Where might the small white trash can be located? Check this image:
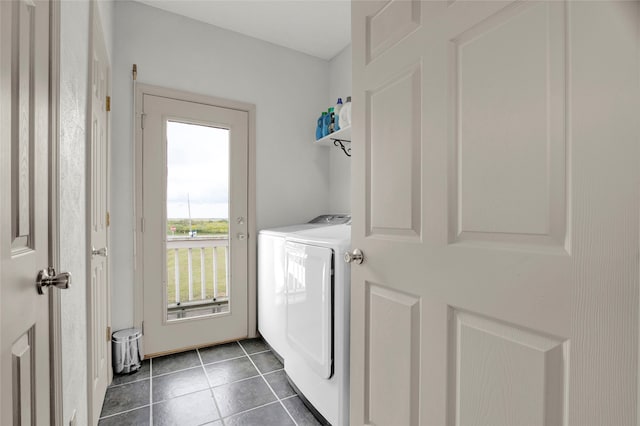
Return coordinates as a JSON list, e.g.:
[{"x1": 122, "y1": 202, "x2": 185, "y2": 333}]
[{"x1": 112, "y1": 328, "x2": 142, "y2": 374}]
